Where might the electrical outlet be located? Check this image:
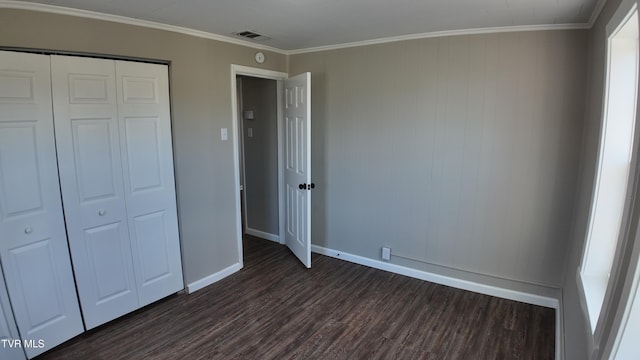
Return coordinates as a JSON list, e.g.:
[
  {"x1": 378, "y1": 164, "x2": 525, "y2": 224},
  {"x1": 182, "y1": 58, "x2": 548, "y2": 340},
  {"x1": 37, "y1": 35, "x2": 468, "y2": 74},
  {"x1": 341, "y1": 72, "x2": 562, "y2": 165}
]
[{"x1": 382, "y1": 247, "x2": 391, "y2": 261}]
